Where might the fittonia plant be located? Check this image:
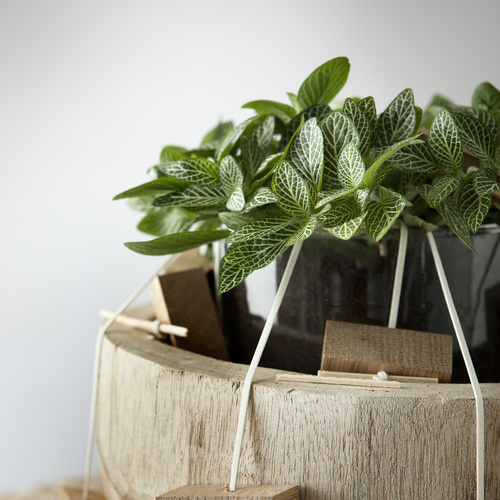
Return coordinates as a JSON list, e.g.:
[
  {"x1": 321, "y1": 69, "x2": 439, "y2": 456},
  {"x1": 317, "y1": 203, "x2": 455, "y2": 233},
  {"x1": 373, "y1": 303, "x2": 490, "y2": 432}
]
[{"x1": 115, "y1": 57, "x2": 500, "y2": 293}]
